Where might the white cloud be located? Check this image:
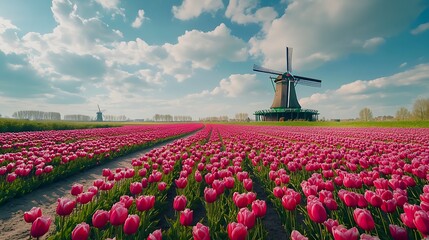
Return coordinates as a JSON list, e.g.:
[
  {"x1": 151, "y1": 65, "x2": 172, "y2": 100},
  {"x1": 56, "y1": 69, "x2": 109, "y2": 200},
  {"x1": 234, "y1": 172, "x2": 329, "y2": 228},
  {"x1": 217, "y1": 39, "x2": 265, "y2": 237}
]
[
  {"x1": 7, "y1": 63, "x2": 24, "y2": 70},
  {"x1": 104, "y1": 23, "x2": 247, "y2": 82},
  {"x1": 399, "y1": 62, "x2": 407, "y2": 68},
  {"x1": 225, "y1": 0, "x2": 278, "y2": 25},
  {"x1": 211, "y1": 74, "x2": 258, "y2": 97},
  {"x1": 132, "y1": 9, "x2": 146, "y2": 28},
  {"x1": 250, "y1": 0, "x2": 423, "y2": 71},
  {"x1": 300, "y1": 63, "x2": 429, "y2": 119},
  {"x1": 362, "y1": 37, "x2": 385, "y2": 49},
  {"x1": 0, "y1": 17, "x2": 19, "y2": 34},
  {"x1": 94, "y1": 0, "x2": 124, "y2": 17},
  {"x1": 165, "y1": 23, "x2": 248, "y2": 71},
  {"x1": 411, "y1": 22, "x2": 429, "y2": 35},
  {"x1": 172, "y1": 0, "x2": 224, "y2": 20}
]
